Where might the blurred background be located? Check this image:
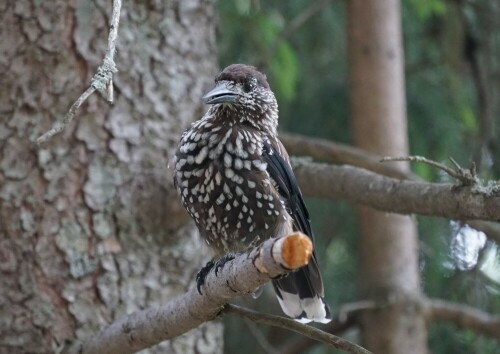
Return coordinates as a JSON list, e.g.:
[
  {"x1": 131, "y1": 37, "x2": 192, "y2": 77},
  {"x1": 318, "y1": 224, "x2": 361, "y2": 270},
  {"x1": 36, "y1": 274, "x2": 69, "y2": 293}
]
[{"x1": 216, "y1": 1, "x2": 500, "y2": 353}]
